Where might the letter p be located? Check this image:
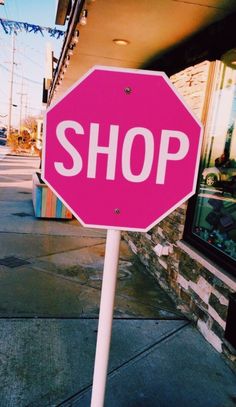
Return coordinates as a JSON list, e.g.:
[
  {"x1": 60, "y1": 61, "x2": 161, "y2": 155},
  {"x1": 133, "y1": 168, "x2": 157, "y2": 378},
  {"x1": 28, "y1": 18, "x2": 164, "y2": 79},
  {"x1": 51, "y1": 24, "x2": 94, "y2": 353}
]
[{"x1": 156, "y1": 130, "x2": 189, "y2": 184}]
